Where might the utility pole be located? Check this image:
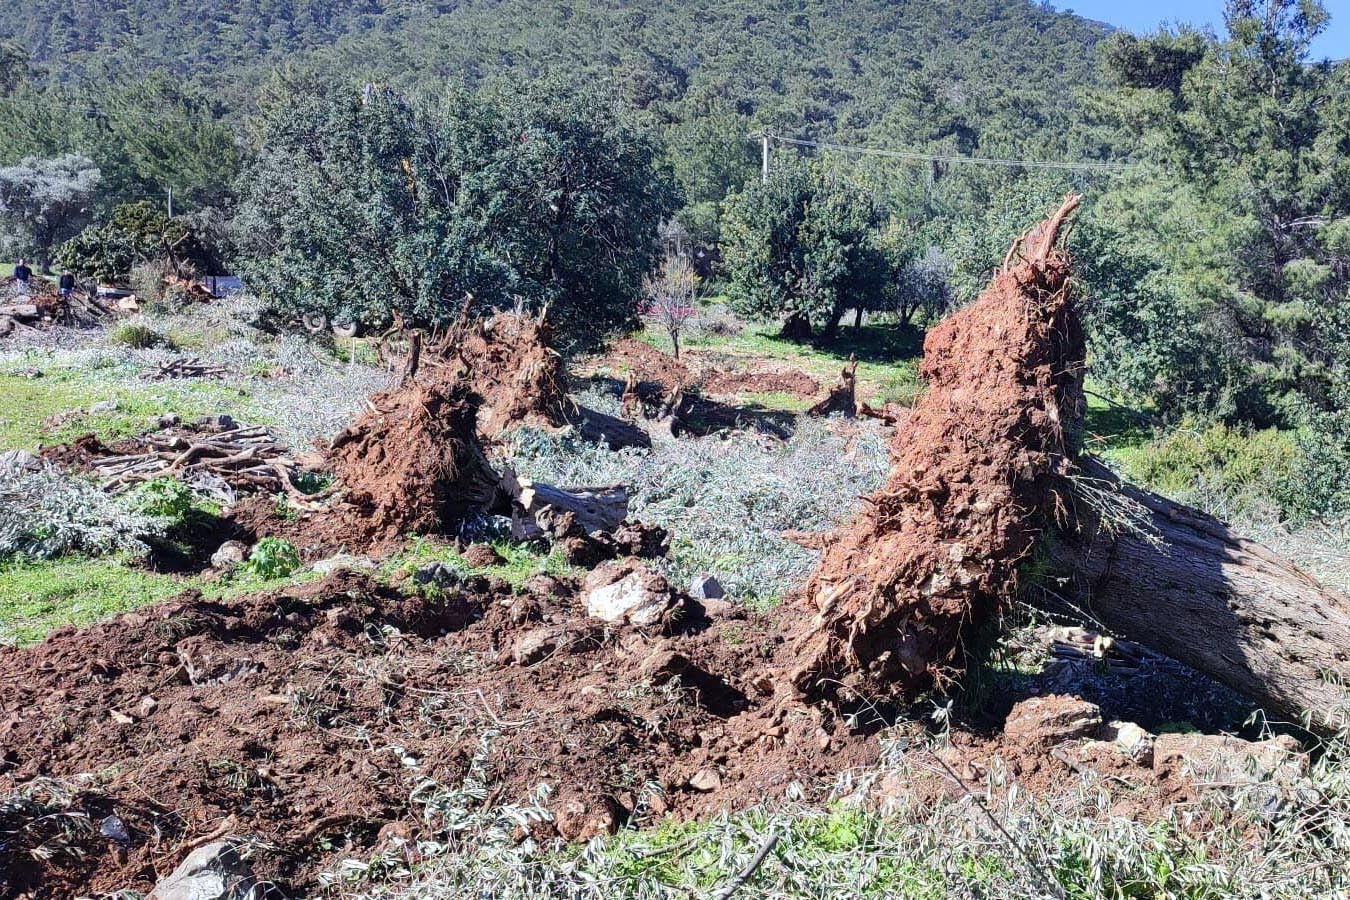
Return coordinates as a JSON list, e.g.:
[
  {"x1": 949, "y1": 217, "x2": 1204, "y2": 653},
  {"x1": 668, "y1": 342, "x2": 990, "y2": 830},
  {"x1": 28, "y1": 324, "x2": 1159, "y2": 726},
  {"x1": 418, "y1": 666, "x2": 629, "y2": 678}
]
[
  {"x1": 760, "y1": 132, "x2": 770, "y2": 184},
  {"x1": 167, "y1": 187, "x2": 173, "y2": 218}
]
